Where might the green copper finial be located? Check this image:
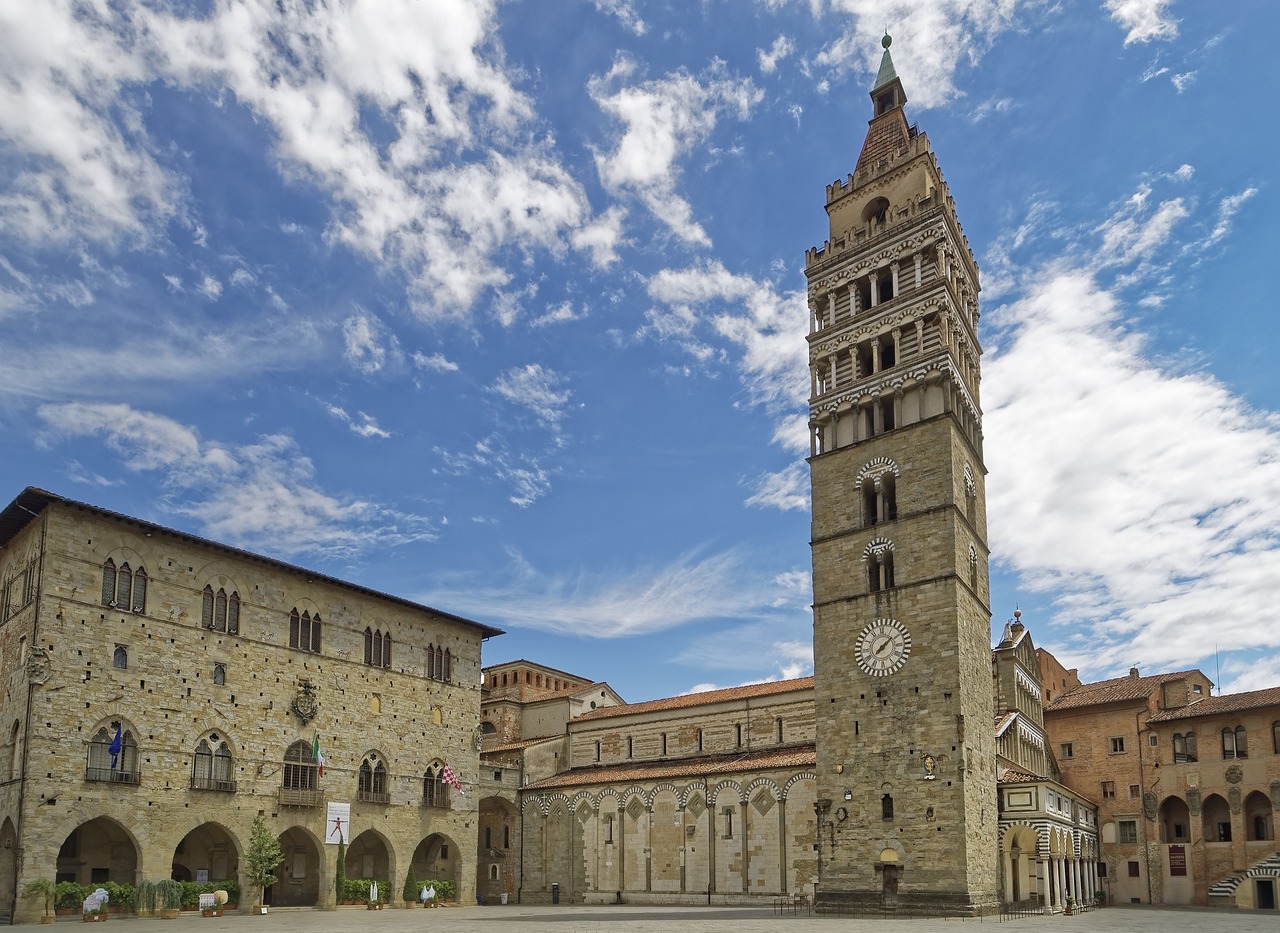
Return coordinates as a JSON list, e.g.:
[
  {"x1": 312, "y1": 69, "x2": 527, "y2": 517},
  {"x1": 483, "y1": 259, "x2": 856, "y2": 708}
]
[{"x1": 882, "y1": 32, "x2": 892, "y2": 50}]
